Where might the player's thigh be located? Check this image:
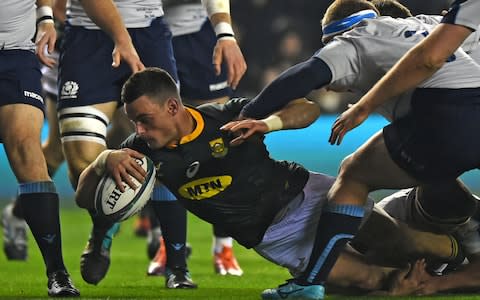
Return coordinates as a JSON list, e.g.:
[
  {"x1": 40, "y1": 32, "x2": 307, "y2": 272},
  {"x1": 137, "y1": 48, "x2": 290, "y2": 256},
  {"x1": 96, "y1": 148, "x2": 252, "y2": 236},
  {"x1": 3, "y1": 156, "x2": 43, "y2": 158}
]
[{"x1": 340, "y1": 130, "x2": 419, "y2": 190}]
